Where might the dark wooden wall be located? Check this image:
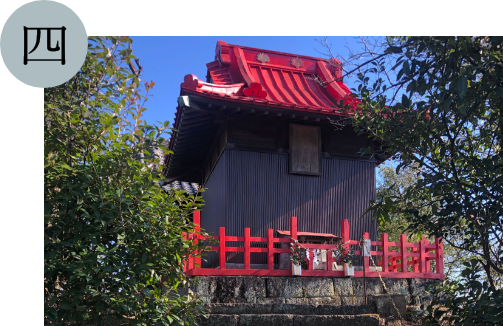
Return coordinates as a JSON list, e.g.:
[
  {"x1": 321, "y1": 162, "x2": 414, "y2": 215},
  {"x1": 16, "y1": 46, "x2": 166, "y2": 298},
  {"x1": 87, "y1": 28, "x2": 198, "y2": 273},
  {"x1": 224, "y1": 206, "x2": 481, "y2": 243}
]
[{"x1": 201, "y1": 149, "x2": 377, "y2": 267}]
